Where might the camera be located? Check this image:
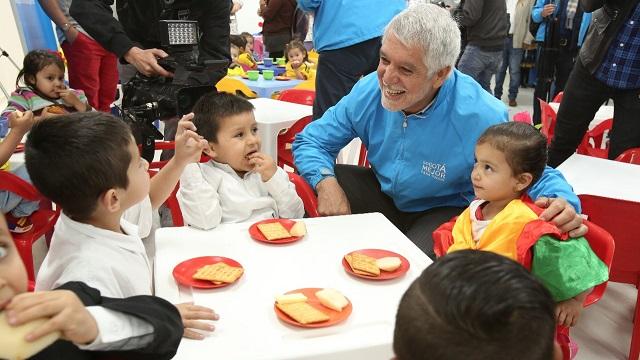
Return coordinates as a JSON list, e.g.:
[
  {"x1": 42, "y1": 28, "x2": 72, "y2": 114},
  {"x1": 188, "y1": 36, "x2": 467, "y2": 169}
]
[{"x1": 121, "y1": 0, "x2": 228, "y2": 161}]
